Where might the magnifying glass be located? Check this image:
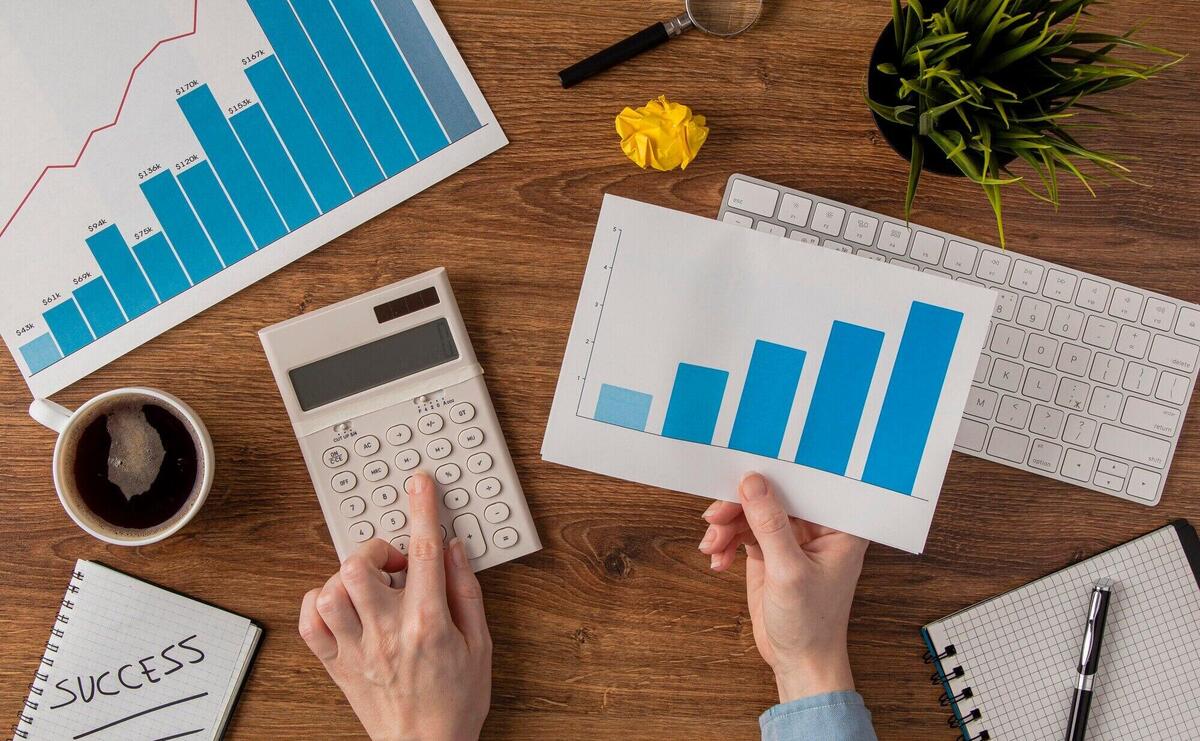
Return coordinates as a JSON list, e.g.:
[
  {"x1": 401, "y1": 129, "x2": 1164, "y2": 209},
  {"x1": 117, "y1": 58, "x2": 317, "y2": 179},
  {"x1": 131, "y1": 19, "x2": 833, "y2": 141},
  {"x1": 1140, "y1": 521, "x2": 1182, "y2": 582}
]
[{"x1": 559, "y1": 0, "x2": 763, "y2": 88}]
